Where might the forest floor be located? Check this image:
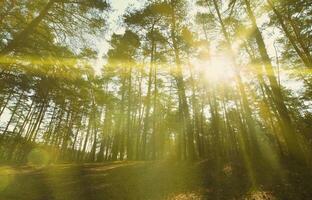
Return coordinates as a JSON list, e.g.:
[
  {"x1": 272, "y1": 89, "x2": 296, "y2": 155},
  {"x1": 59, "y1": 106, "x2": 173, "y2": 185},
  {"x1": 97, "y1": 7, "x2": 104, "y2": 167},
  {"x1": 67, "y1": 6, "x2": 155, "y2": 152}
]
[{"x1": 0, "y1": 160, "x2": 311, "y2": 200}]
